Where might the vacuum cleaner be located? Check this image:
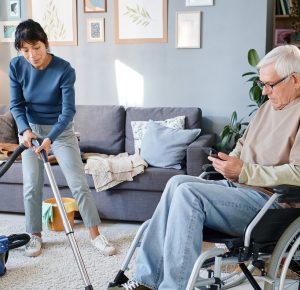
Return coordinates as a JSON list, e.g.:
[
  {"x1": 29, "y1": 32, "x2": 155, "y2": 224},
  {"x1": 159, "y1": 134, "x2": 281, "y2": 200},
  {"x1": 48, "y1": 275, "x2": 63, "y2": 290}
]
[
  {"x1": 0, "y1": 139, "x2": 94, "y2": 289},
  {"x1": 0, "y1": 233, "x2": 30, "y2": 276}
]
